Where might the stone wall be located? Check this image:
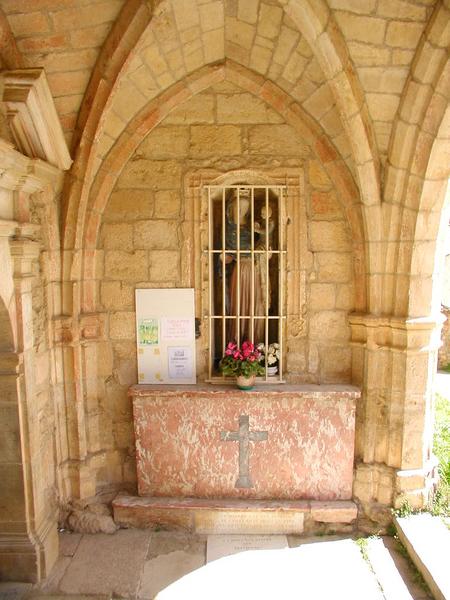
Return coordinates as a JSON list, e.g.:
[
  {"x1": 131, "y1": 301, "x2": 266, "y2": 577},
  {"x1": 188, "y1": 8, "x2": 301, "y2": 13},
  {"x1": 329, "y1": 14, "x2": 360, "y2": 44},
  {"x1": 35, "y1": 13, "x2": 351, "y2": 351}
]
[{"x1": 92, "y1": 82, "x2": 356, "y2": 492}]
